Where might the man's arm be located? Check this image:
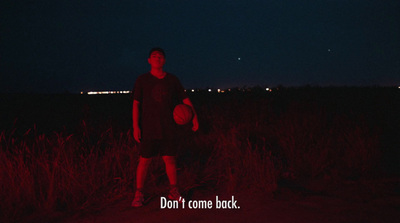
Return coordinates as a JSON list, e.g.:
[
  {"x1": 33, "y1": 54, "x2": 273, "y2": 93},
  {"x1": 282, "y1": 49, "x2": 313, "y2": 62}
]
[
  {"x1": 183, "y1": 98, "x2": 199, "y2": 132},
  {"x1": 133, "y1": 99, "x2": 141, "y2": 142}
]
